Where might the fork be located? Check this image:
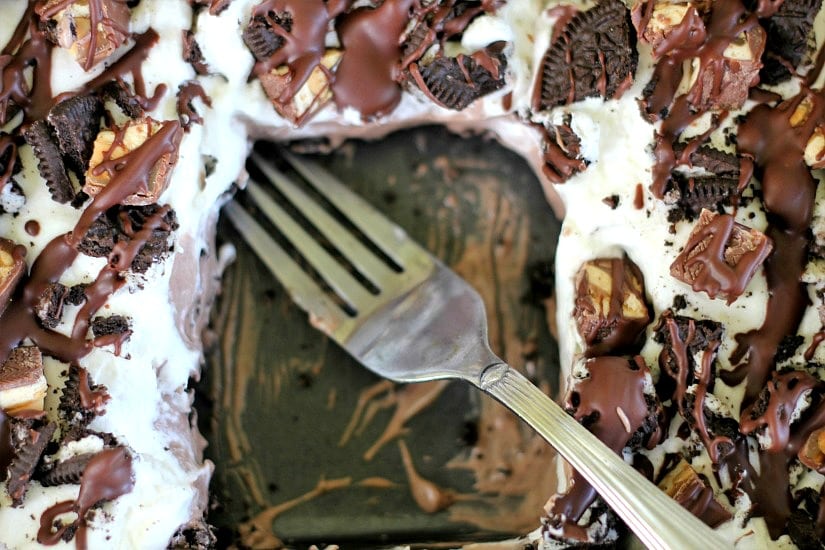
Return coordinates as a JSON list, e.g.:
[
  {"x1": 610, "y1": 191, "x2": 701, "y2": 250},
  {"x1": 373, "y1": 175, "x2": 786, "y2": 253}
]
[{"x1": 224, "y1": 150, "x2": 730, "y2": 549}]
